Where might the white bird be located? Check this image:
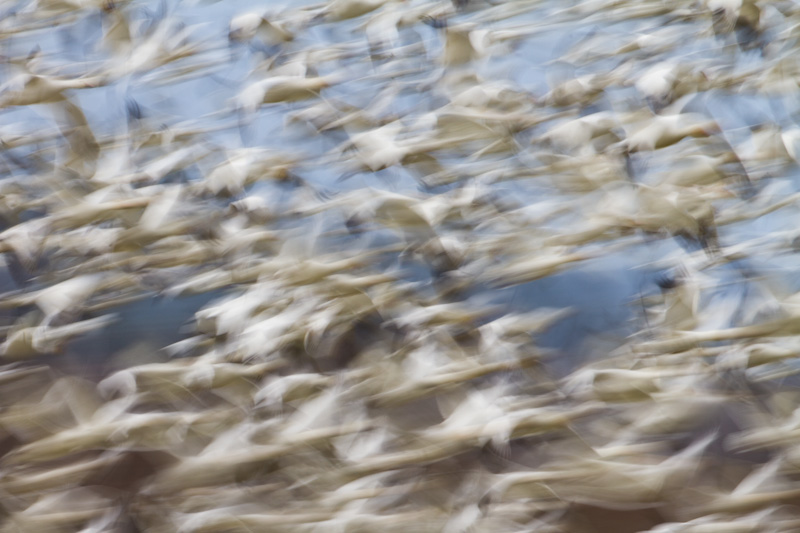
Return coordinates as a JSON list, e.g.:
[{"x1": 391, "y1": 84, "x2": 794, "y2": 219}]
[
  {"x1": 236, "y1": 75, "x2": 333, "y2": 116},
  {"x1": 0, "y1": 72, "x2": 104, "y2": 108},
  {"x1": 229, "y1": 10, "x2": 295, "y2": 46},
  {"x1": 0, "y1": 314, "x2": 116, "y2": 360},
  {"x1": 621, "y1": 113, "x2": 720, "y2": 153}
]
